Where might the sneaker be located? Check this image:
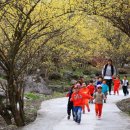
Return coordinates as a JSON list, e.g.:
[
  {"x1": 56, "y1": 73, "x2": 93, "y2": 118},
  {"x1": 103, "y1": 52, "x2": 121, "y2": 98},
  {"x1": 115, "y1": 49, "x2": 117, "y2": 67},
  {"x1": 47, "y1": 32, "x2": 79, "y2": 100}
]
[
  {"x1": 98, "y1": 116, "x2": 101, "y2": 120},
  {"x1": 77, "y1": 120, "x2": 80, "y2": 124},
  {"x1": 88, "y1": 109, "x2": 90, "y2": 112},
  {"x1": 67, "y1": 115, "x2": 70, "y2": 120}
]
